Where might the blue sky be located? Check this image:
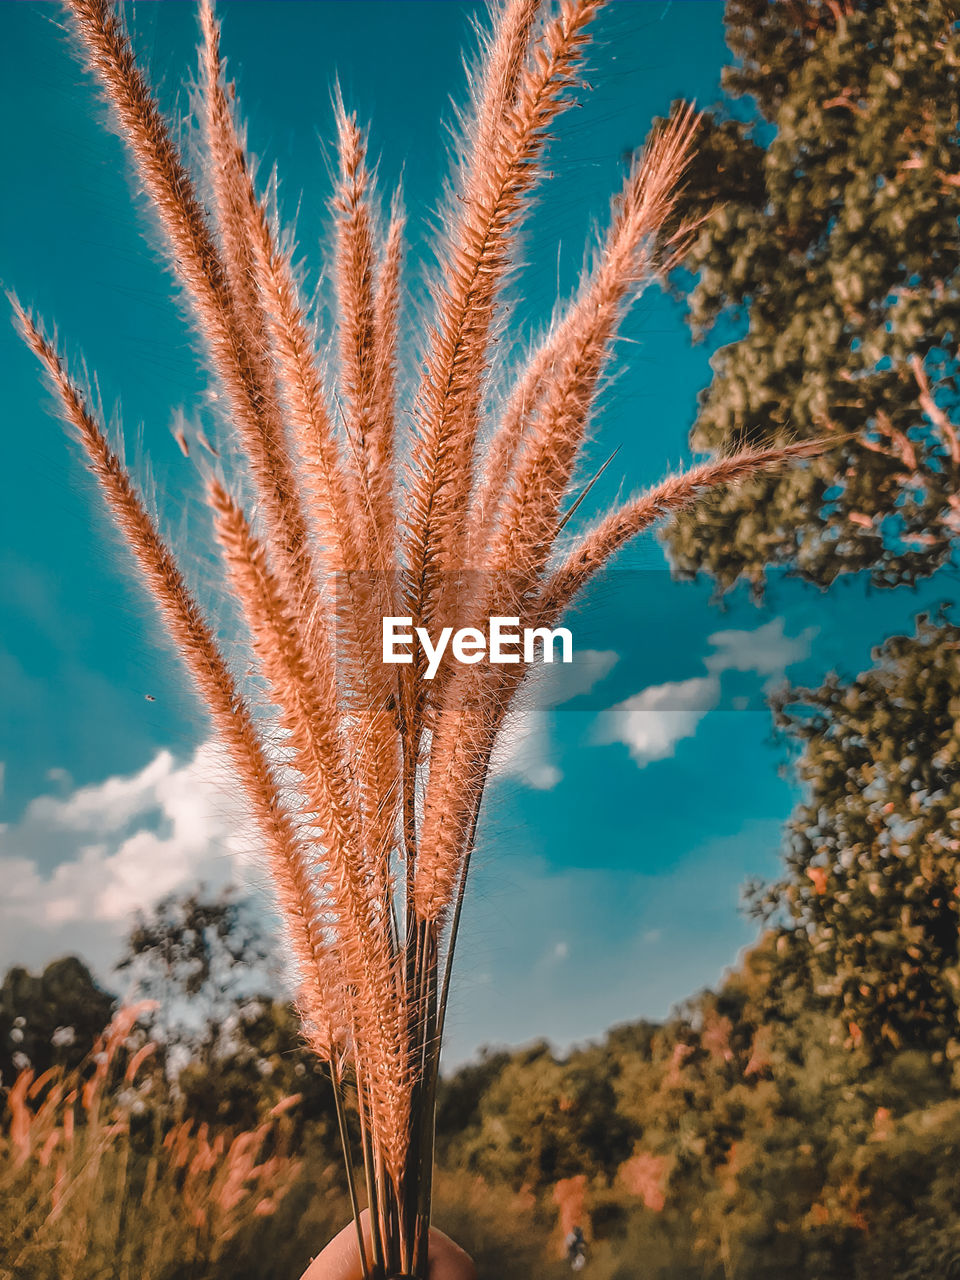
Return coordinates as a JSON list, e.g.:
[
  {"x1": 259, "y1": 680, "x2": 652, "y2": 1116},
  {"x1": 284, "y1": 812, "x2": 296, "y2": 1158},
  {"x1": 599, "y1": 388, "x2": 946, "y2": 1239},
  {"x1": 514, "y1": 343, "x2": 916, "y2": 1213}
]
[{"x1": 1, "y1": 1, "x2": 954, "y2": 1066}]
